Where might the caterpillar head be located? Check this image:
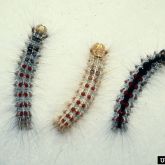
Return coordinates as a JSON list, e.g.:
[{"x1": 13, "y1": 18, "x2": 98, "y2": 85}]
[
  {"x1": 90, "y1": 43, "x2": 108, "y2": 58},
  {"x1": 32, "y1": 24, "x2": 48, "y2": 39},
  {"x1": 160, "y1": 49, "x2": 165, "y2": 56},
  {"x1": 160, "y1": 49, "x2": 165, "y2": 62},
  {"x1": 36, "y1": 24, "x2": 47, "y2": 34}
]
